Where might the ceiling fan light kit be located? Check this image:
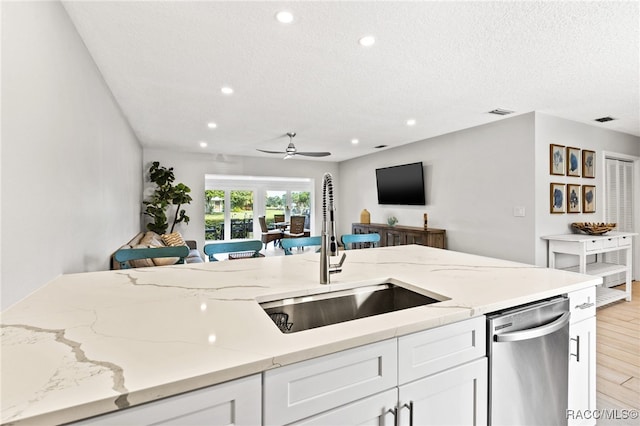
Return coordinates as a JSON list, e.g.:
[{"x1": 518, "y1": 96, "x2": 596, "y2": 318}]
[{"x1": 257, "y1": 132, "x2": 331, "y2": 159}]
